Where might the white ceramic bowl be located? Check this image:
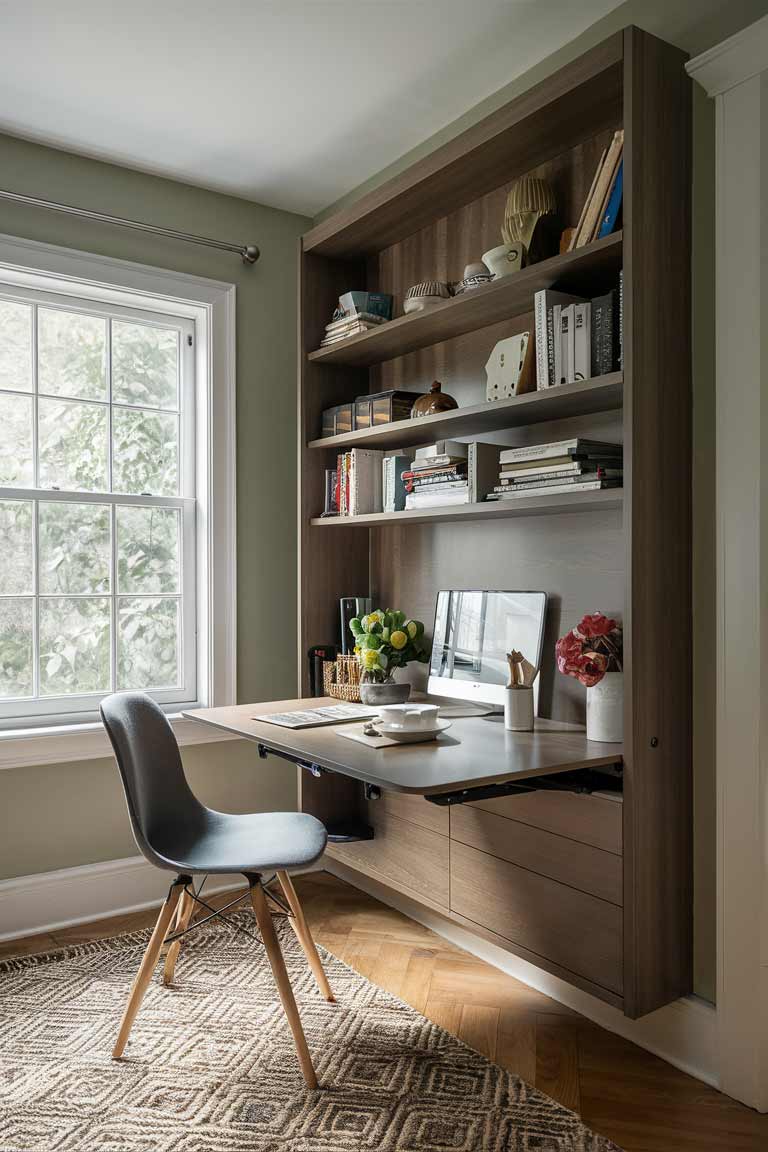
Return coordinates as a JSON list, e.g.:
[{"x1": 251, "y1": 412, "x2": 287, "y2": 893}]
[{"x1": 377, "y1": 703, "x2": 439, "y2": 731}]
